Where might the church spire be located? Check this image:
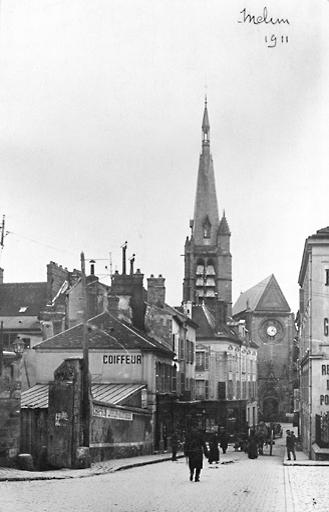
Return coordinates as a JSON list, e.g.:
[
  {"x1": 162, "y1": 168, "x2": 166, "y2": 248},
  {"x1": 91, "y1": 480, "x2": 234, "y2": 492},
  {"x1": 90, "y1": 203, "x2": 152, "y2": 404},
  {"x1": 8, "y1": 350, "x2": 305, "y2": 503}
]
[
  {"x1": 202, "y1": 95, "x2": 210, "y2": 144},
  {"x1": 192, "y1": 99, "x2": 219, "y2": 245}
]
